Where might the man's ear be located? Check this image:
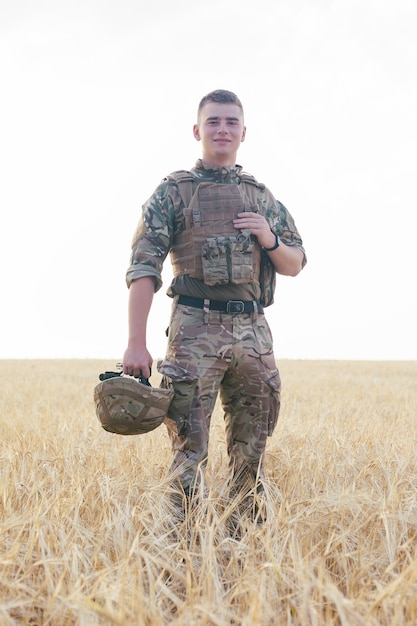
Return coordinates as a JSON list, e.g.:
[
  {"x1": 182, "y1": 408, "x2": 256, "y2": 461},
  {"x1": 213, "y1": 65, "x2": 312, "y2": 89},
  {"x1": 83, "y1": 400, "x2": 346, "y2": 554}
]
[
  {"x1": 193, "y1": 124, "x2": 201, "y2": 141},
  {"x1": 241, "y1": 126, "x2": 247, "y2": 142}
]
